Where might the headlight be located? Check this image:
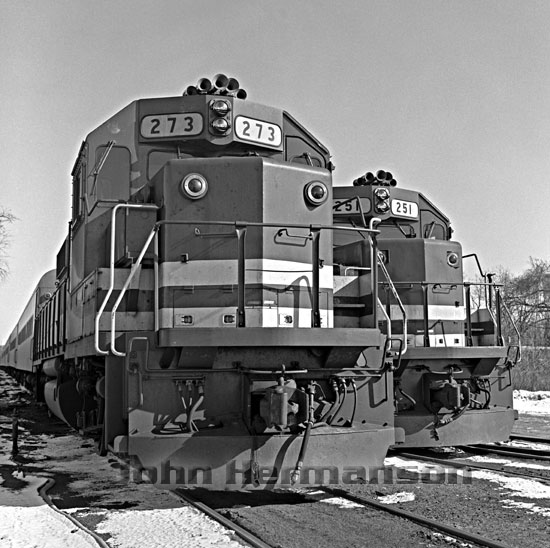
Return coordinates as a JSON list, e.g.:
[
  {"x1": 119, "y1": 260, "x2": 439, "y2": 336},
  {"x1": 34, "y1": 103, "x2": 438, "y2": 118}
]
[
  {"x1": 374, "y1": 187, "x2": 390, "y2": 213},
  {"x1": 210, "y1": 99, "x2": 231, "y2": 116},
  {"x1": 181, "y1": 173, "x2": 208, "y2": 200},
  {"x1": 211, "y1": 118, "x2": 231, "y2": 134},
  {"x1": 447, "y1": 252, "x2": 460, "y2": 268},
  {"x1": 304, "y1": 181, "x2": 329, "y2": 206}
]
